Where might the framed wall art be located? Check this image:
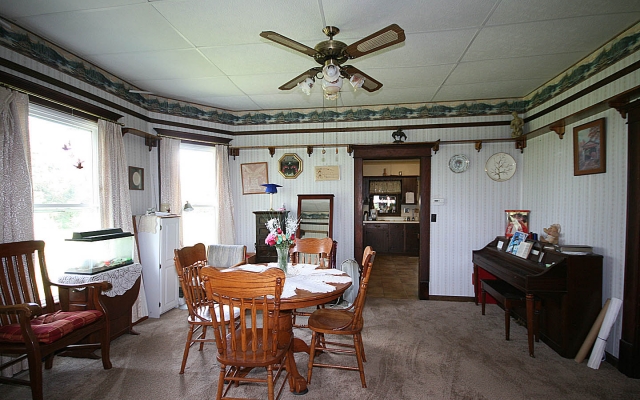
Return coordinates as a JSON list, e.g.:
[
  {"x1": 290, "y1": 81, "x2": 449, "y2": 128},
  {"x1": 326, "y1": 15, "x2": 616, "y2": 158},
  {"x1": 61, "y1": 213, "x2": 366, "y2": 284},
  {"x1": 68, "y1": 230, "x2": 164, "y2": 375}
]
[
  {"x1": 573, "y1": 118, "x2": 606, "y2": 176},
  {"x1": 129, "y1": 166, "x2": 144, "y2": 190},
  {"x1": 279, "y1": 153, "x2": 302, "y2": 179},
  {"x1": 241, "y1": 162, "x2": 269, "y2": 194}
]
